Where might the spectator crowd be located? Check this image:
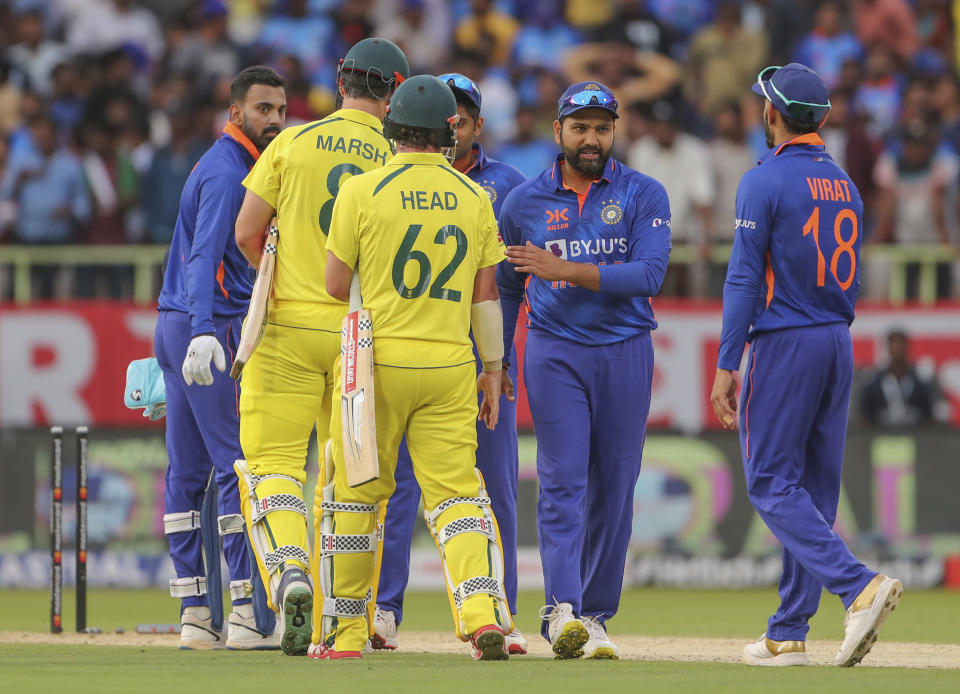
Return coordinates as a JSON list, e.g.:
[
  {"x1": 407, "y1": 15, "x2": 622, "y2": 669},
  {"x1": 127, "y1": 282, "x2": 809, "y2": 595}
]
[{"x1": 1, "y1": 0, "x2": 959, "y2": 301}]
